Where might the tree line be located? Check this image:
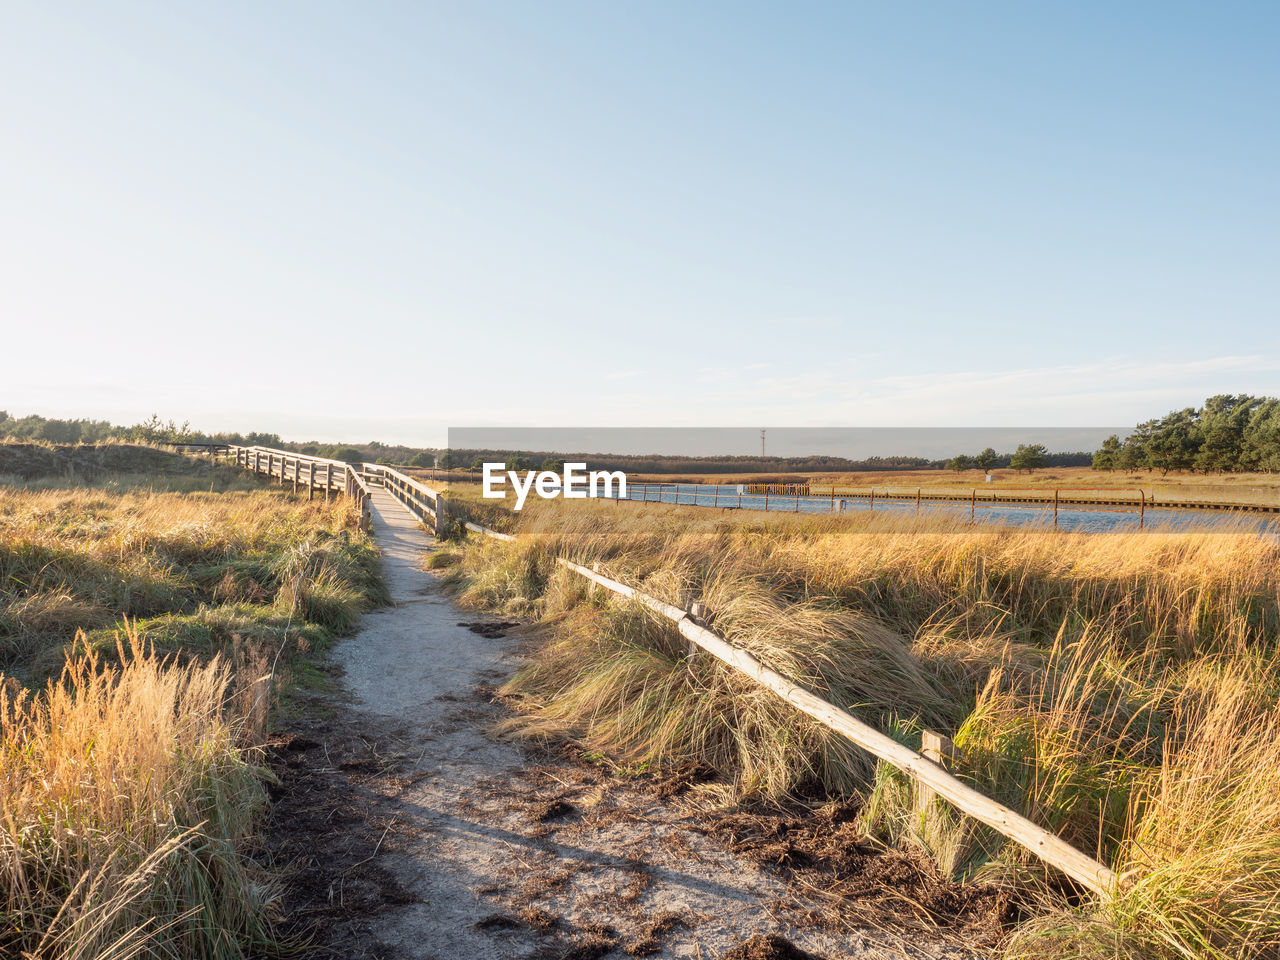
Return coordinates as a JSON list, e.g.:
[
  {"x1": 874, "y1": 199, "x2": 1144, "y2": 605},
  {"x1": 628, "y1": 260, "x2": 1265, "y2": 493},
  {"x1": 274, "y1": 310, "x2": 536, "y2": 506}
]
[
  {"x1": 945, "y1": 446, "x2": 1093, "y2": 473},
  {"x1": 434, "y1": 450, "x2": 945, "y2": 473},
  {"x1": 0, "y1": 411, "x2": 437, "y2": 466},
  {"x1": 22, "y1": 400, "x2": 1280, "y2": 478},
  {"x1": 1092, "y1": 395, "x2": 1280, "y2": 474}
]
